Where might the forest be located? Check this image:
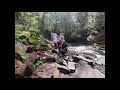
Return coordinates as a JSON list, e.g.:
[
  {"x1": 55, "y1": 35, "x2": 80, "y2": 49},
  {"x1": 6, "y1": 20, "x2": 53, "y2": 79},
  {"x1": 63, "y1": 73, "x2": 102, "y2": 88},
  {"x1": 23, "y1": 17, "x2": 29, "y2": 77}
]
[{"x1": 15, "y1": 12, "x2": 105, "y2": 78}]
